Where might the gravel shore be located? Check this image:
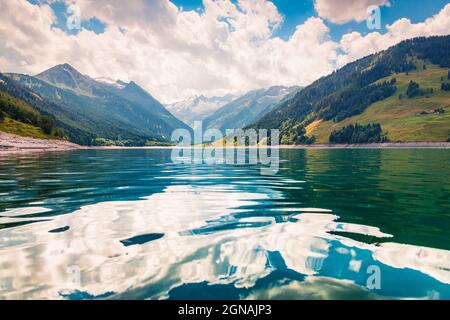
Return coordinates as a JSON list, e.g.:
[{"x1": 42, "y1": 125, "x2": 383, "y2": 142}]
[{"x1": 0, "y1": 132, "x2": 84, "y2": 155}]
